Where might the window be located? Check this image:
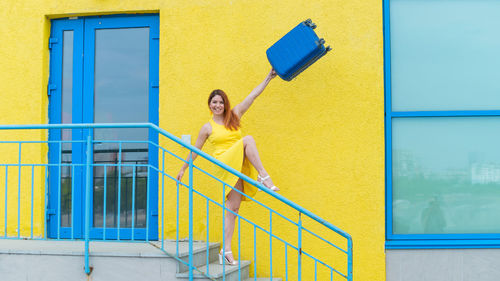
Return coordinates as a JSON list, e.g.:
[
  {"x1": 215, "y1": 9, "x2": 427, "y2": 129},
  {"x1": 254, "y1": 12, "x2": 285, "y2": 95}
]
[{"x1": 385, "y1": 0, "x2": 500, "y2": 248}]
